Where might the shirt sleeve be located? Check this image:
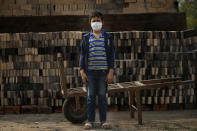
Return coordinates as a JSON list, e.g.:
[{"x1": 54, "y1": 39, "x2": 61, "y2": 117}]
[
  {"x1": 108, "y1": 34, "x2": 115, "y2": 70},
  {"x1": 79, "y1": 36, "x2": 86, "y2": 70}
]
